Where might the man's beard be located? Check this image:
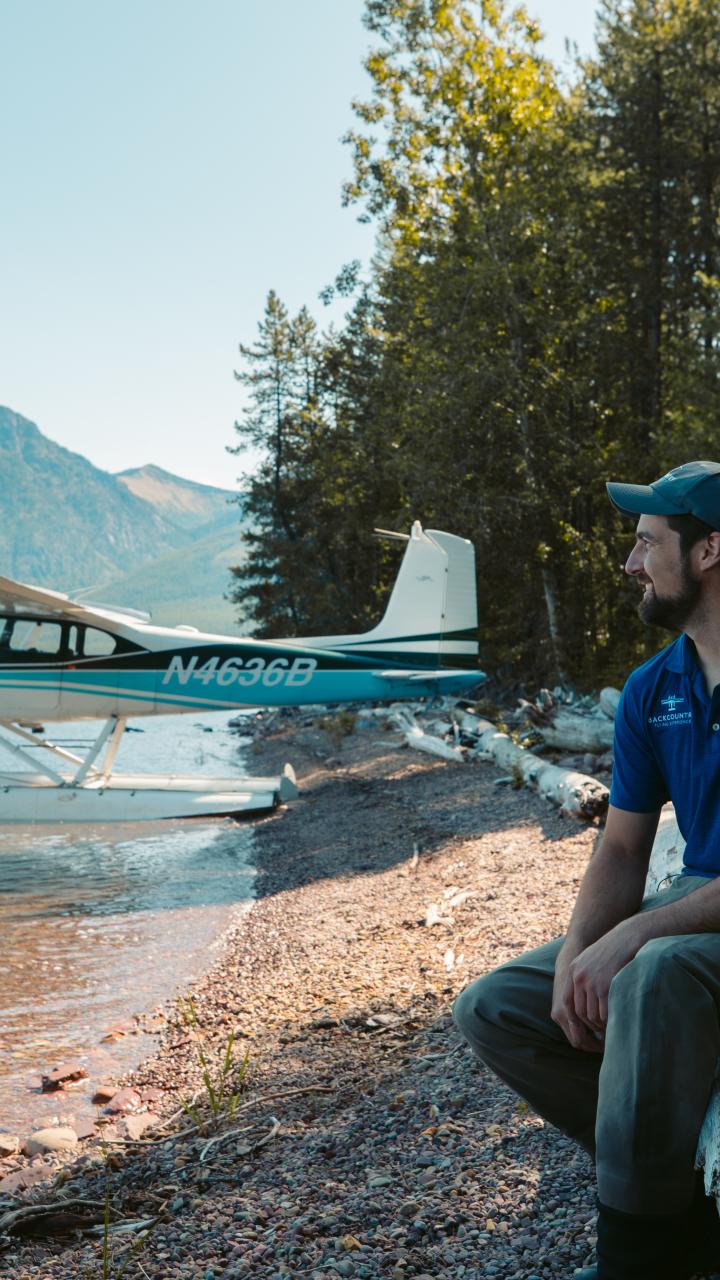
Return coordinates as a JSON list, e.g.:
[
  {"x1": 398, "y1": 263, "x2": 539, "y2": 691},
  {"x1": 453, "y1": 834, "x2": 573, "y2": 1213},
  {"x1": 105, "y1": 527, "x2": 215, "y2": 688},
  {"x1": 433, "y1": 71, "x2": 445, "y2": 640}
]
[{"x1": 638, "y1": 562, "x2": 702, "y2": 631}]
